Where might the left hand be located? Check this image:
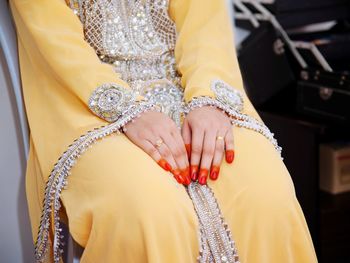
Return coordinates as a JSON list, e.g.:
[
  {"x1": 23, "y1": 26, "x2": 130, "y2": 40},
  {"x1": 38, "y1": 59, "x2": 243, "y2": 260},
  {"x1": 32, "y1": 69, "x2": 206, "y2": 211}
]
[{"x1": 182, "y1": 106, "x2": 235, "y2": 185}]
